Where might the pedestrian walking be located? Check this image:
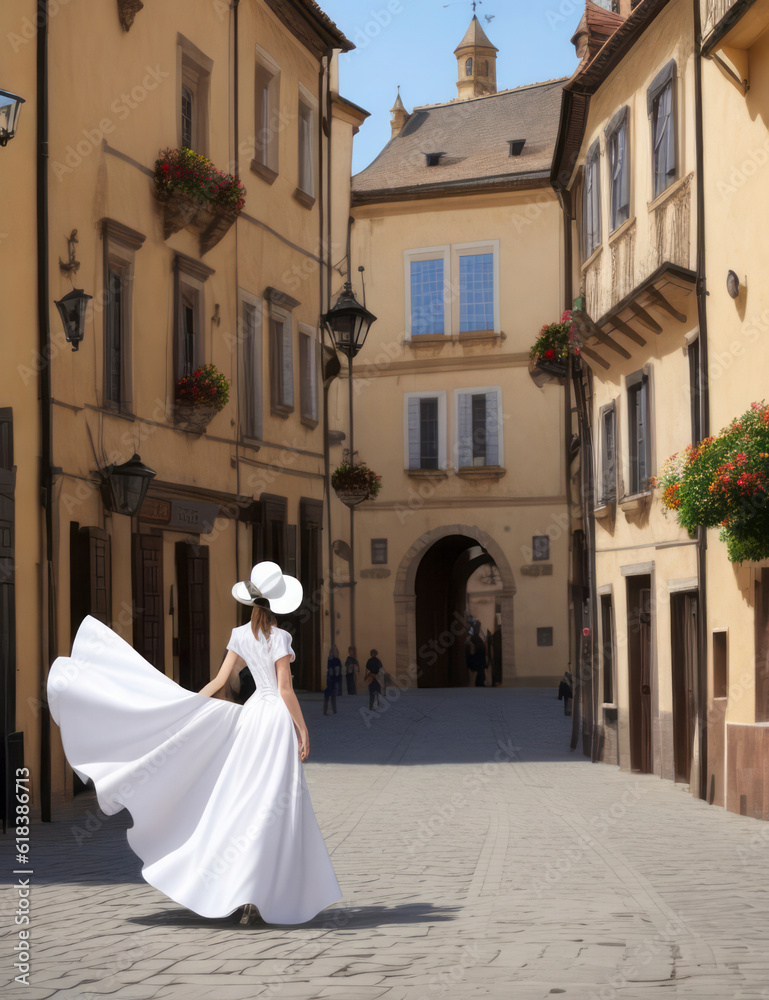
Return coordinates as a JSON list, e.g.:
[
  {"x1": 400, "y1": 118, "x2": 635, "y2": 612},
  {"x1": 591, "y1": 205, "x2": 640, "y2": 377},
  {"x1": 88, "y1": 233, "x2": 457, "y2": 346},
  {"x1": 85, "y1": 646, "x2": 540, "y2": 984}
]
[
  {"x1": 344, "y1": 646, "x2": 359, "y2": 695},
  {"x1": 364, "y1": 649, "x2": 383, "y2": 711},
  {"x1": 558, "y1": 670, "x2": 573, "y2": 716},
  {"x1": 47, "y1": 561, "x2": 341, "y2": 925},
  {"x1": 324, "y1": 645, "x2": 342, "y2": 715}
]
